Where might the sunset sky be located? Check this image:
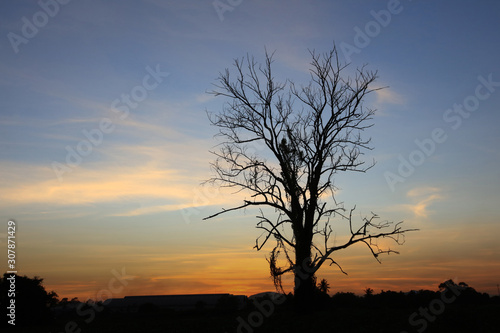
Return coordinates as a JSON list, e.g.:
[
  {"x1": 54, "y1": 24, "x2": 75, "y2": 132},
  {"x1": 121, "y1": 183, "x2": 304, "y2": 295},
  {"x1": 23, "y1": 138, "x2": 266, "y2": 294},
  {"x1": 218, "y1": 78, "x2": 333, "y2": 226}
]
[{"x1": 1, "y1": 0, "x2": 500, "y2": 301}]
